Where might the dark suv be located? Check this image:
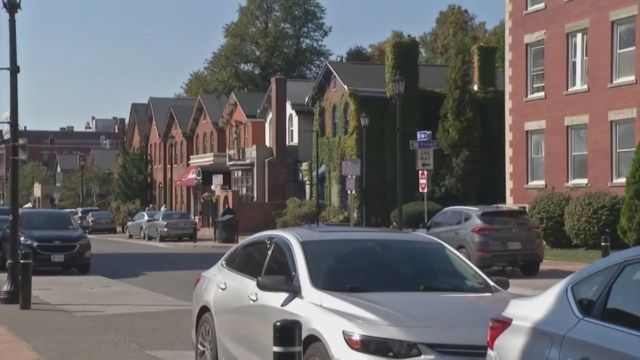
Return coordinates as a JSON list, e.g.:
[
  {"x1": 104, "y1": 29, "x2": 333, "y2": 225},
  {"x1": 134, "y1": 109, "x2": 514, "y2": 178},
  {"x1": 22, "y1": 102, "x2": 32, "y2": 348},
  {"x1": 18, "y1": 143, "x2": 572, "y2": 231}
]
[{"x1": 419, "y1": 205, "x2": 544, "y2": 276}]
